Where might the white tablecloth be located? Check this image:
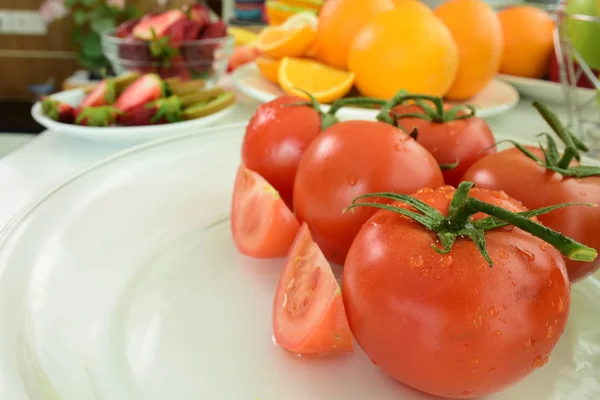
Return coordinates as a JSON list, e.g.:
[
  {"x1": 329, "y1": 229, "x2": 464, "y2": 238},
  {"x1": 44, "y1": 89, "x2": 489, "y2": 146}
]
[{"x1": 0, "y1": 96, "x2": 569, "y2": 232}]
